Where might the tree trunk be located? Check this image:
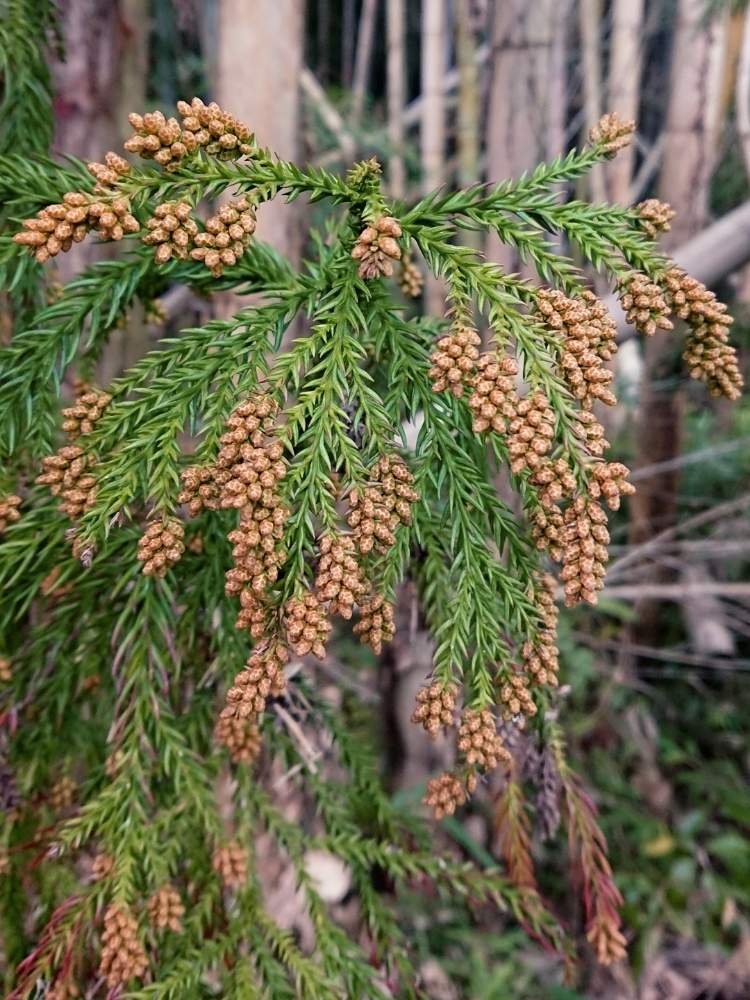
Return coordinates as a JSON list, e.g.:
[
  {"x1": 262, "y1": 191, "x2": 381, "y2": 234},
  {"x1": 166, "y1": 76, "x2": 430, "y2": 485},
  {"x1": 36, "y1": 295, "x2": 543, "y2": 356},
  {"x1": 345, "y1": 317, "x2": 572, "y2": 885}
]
[
  {"x1": 606, "y1": 0, "x2": 645, "y2": 204},
  {"x1": 386, "y1": 0, "x2": 407, "y2": 199},
  {"x1": 215, "y1": 0, "x2": 303, "y2": 260},
  {"x1": 485, "y1": 0, "x2": 570, "y2": 273},
  {"x1": 421, "y1": 0, "x2": 447, "y2": 313},
  {"x1": 578, "y1": 0, "x2": 606, "y2": 202},
  {"x1": 629, "y1": 0, "x2": 729, "y2": 641},
  {"x1": 455, "y1": 0, "x2": 479, "y2": 189},
  {"x1": 351, "y1": 0, "x2": 379, "y2": 126}
]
